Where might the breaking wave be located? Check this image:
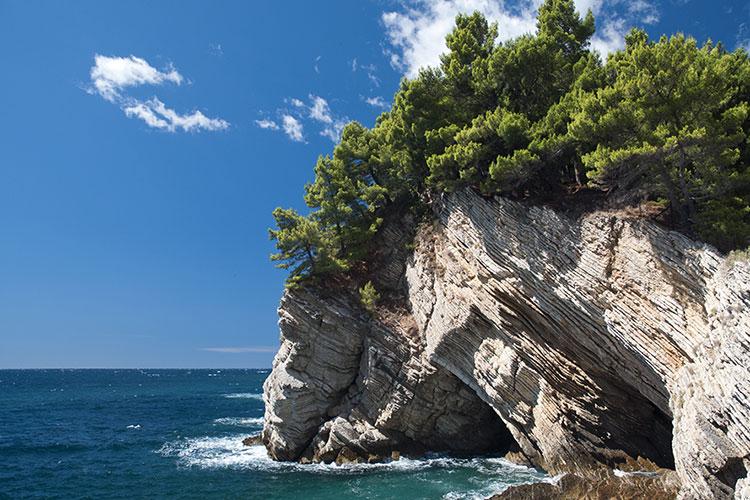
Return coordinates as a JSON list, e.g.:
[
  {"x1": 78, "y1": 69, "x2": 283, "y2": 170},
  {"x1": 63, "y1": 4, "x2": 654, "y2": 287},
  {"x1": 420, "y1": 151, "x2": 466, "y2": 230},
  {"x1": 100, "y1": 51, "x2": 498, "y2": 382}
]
[
  {"x1": 222, "y1": 393, "x2": 263, "y2": 400},
  {"x1": 157, "y1": 434, "x2": 551, "y2": 482},
  {"x1": 213, "y1": 417, "x2": 264, "y2": 427}
]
